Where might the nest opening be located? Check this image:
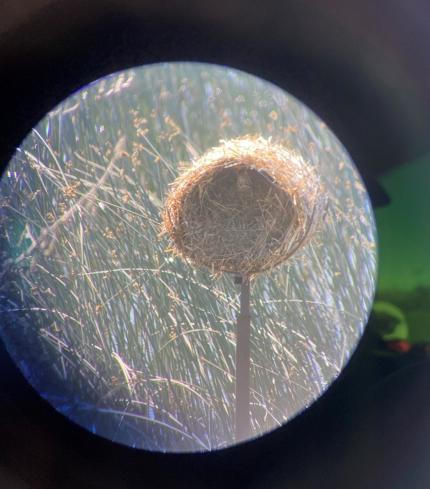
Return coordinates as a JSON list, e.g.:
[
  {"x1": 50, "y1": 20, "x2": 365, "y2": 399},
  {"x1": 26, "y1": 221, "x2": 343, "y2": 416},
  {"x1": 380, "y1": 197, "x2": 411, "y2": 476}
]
[
  {"x1": 180, "y1": 166, "x2": 296, "y2": 273},
  {"x1": 162, "y1": 137, "x2": 325, "y2": 275}
]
